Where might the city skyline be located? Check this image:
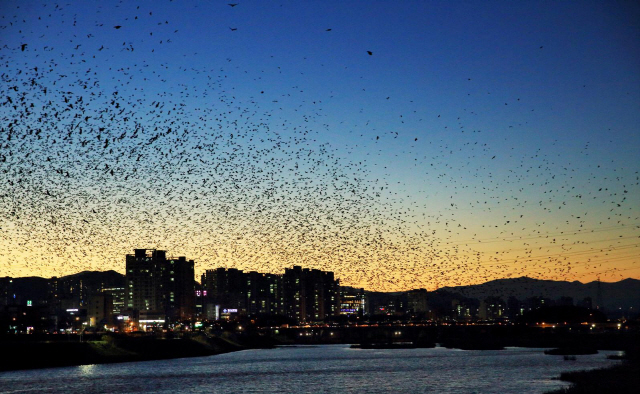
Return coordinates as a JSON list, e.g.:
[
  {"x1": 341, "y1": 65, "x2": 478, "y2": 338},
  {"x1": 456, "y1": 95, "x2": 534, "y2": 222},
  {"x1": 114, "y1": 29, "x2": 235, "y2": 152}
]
[
  {"x1": 4, "y1": 259, "x2": 638, "y2": 327},
  {"x1": 5, "y1": 253, "x2": 640, "y2": 288},
  {"x1": 1, "y1": 1, "x2": 639, "y2": 291},
  {"x1": 6, "y1": 250, "x2": 639, "y2": 299}
]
